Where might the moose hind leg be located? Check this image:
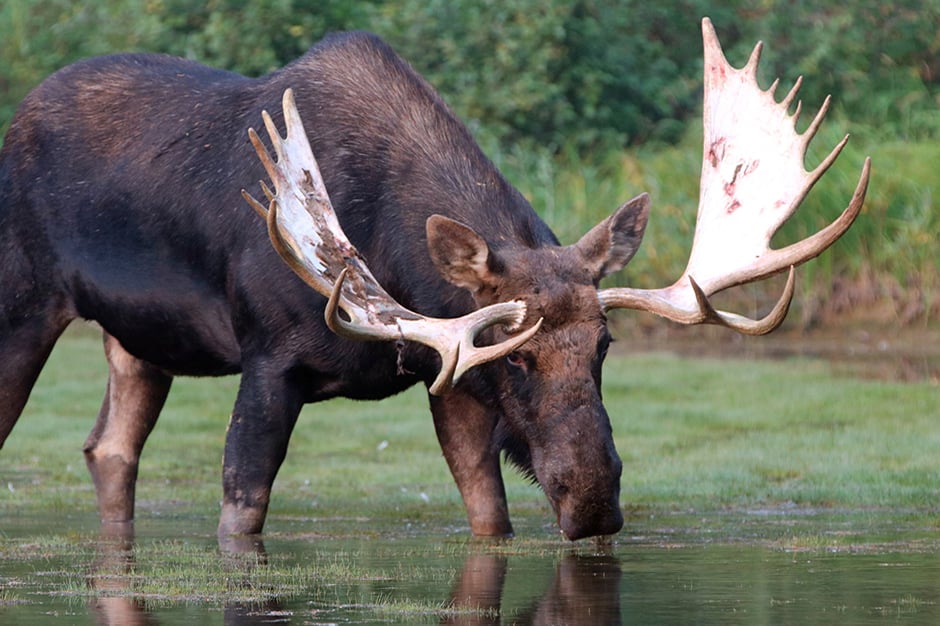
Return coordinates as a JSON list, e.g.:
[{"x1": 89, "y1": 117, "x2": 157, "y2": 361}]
[
  {"x1": 0, "y1": 315, "x2": 72, "y2": 446},
  {"x1": 83, "y1": 333, "x2": 171, "y2": 523}
]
